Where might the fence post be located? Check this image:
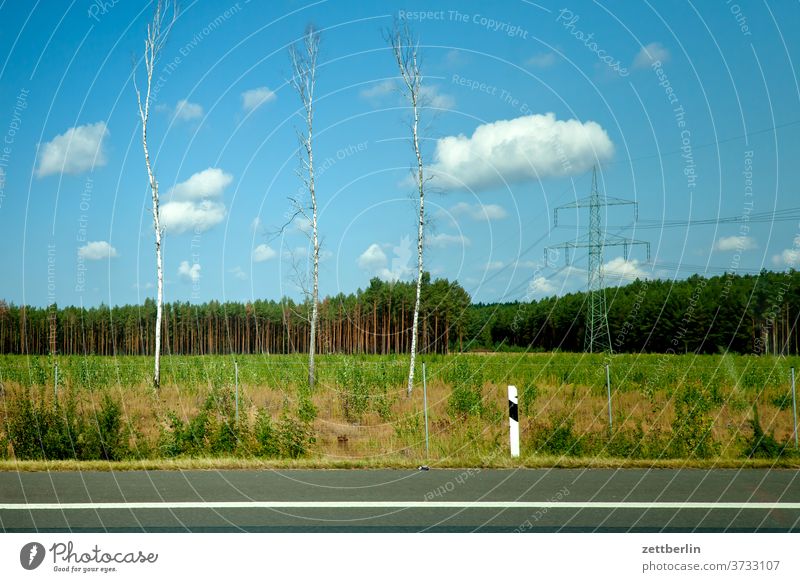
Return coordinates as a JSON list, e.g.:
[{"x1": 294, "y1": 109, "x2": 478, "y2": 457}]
[
  {"x1": 792, "y1": 367, "x2": 798, "y2": 450},
  {"x1": 234, "y1": 361, "x2": 239, "y2": 424},
  {"x1": 605, "y1": 364, "x2": 612, "y2": 433},
  {"x1": 508, "y1": 385, "x2": 519, "y2": 458},
  {"x1": 54, "y1": 362, "x2": 59, "y2": 401},
  {"x1": 422, "y1": 363, "x2": 430, "y2": 458}
]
